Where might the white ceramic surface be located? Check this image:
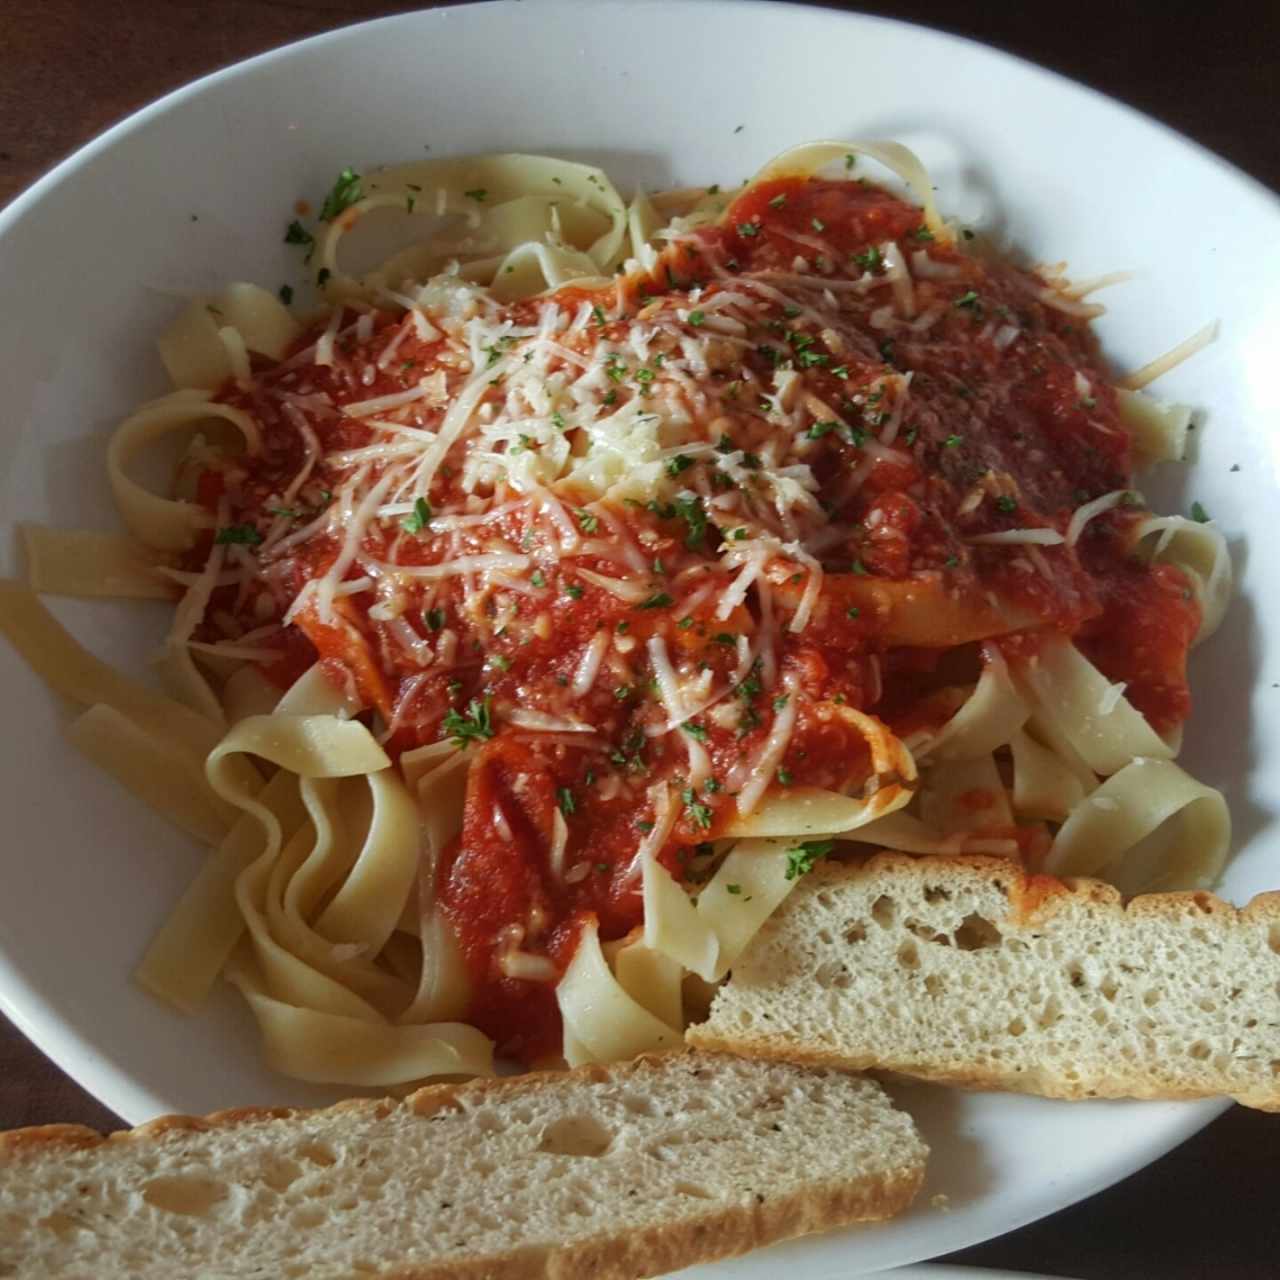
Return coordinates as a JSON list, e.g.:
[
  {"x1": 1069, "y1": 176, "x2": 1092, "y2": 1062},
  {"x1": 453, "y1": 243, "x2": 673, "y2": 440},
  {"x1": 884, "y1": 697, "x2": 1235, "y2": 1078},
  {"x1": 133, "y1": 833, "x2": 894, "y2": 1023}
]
[{"x1": 1, "y1": 2, "x2": 1277, "y2": 1275}]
